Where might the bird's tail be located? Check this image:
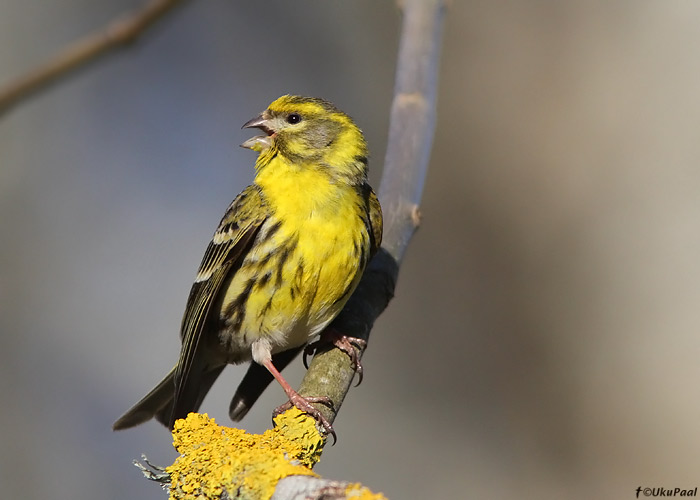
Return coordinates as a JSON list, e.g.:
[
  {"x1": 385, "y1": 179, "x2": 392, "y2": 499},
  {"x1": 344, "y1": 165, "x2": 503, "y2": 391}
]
[
  {"x1": 113, "y1": 364, "x2": 225, "y2": 430},
  {"x1": 113, "y1": 365, "x2": 178, "y2": 430},
  {"x1": 114, "y1": 346, "x2": 301, "y2": 430},
  {"x1": 167, "y1": 364, "x2": 224, "y2": 428}
]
